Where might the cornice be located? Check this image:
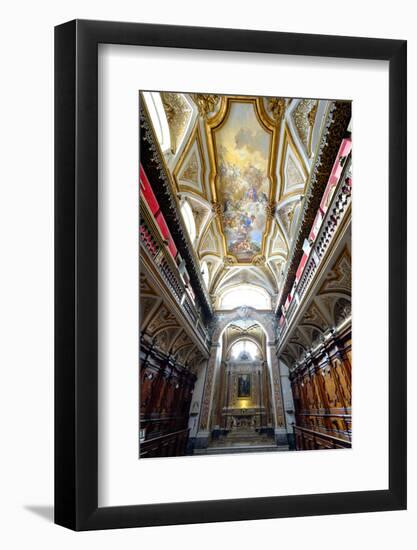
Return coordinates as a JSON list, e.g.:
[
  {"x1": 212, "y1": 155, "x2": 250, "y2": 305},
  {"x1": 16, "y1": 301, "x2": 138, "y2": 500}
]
[
  {"x1": 140, "y1": 101, "x2": 213, "y2": 322},
  {"x1": 275, "y1": 100, "x2": 352, "y2": 315}
]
